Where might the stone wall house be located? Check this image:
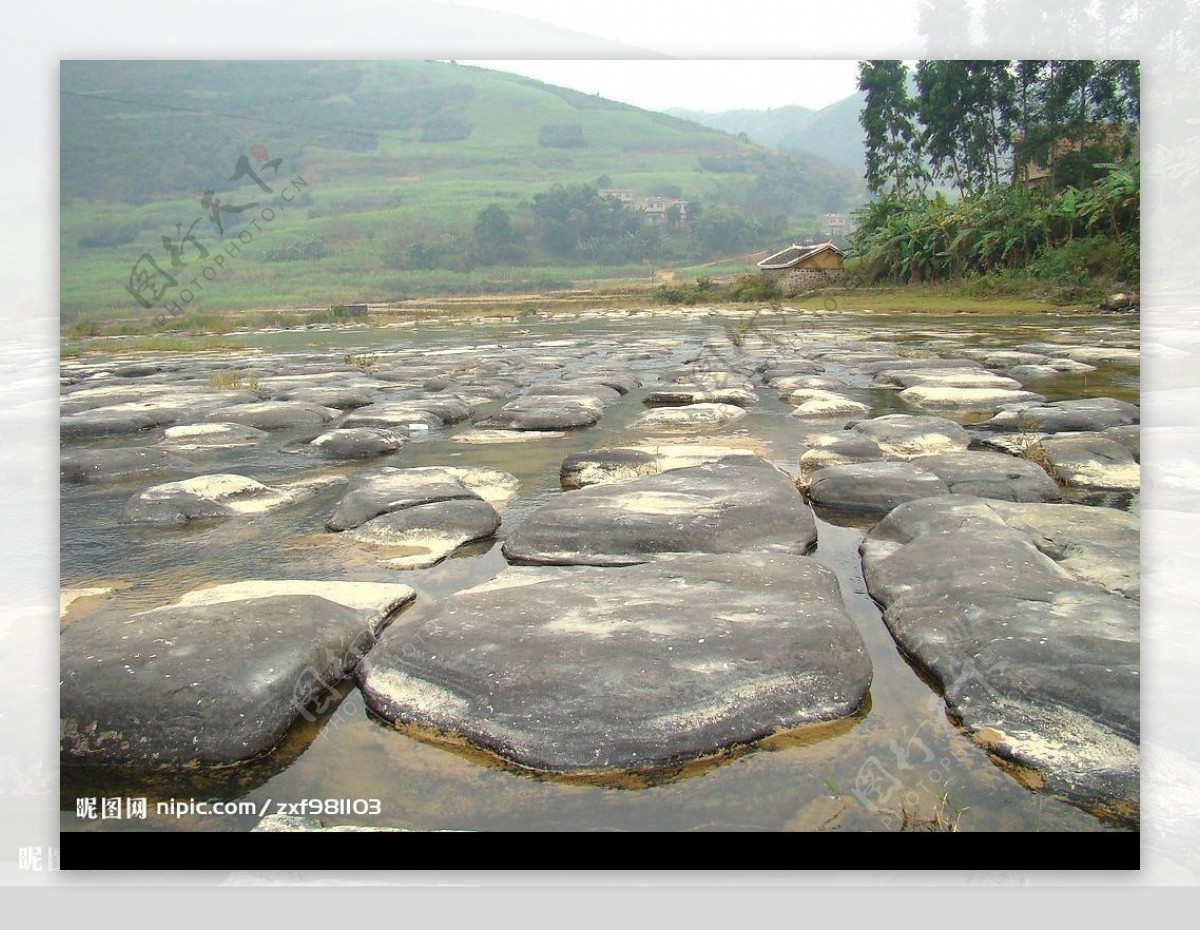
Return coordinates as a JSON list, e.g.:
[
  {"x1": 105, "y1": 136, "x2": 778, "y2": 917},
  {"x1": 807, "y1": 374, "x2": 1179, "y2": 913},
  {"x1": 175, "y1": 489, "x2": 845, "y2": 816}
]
[{"x1": 757, "y1": 242, "x2": 845, "y2": 293}]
